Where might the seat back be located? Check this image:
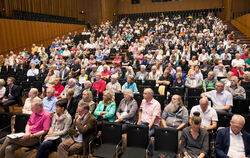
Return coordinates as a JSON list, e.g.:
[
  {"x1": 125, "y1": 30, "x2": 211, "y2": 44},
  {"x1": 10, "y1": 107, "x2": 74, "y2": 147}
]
[
  {"x1": 170, "y1": 87, "x2": 185, "y2": 96},
  {"x1": 154, "y1": 127, "x2": 178, "y2": 153},
  {"x1": 101, "y1": 122, "x2": 122, "y2": 145},
  {"x1": 14, "y1": 114, "x2": 30, "y2": 133},
  {"x1": 243, "y1": 114, "x2": 250, "y2": 133},
  {"x1": 144, "y1": 80, "x2": 156, "y2": 87},
  {"x1": 0, "y1": 112, "x2": 12, "y2": 137},
  {"x1": 135, "y1": 80, "x2": 143, "y2": 86},
  {"x1": 134, "y1": 94, "x2": 144, "y2": 107},
  {"x1": 126, "y1": 124, "x2": 149, "y2": 148},
  {"x1": 115, "y1": 93, "x2": 124, "y2": 107},
  {"x1": 154, "y1": 94, "x2": 166, "y2": 110},
  {"x1": 232, "y1": 99, "x2": 250, "y2": 114},
  {"x1": 187, "y1": 88, "x2": 203, "y2": 97},
  {"x1": 187, "y1": 97, "x2": 200, "y2": 110},
  {"x1": 217, "y1": 112, "x2": 233, "y2": 128},
  {"x1": 32, "y1": 81, "x2": 43, "y2": 93}
]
